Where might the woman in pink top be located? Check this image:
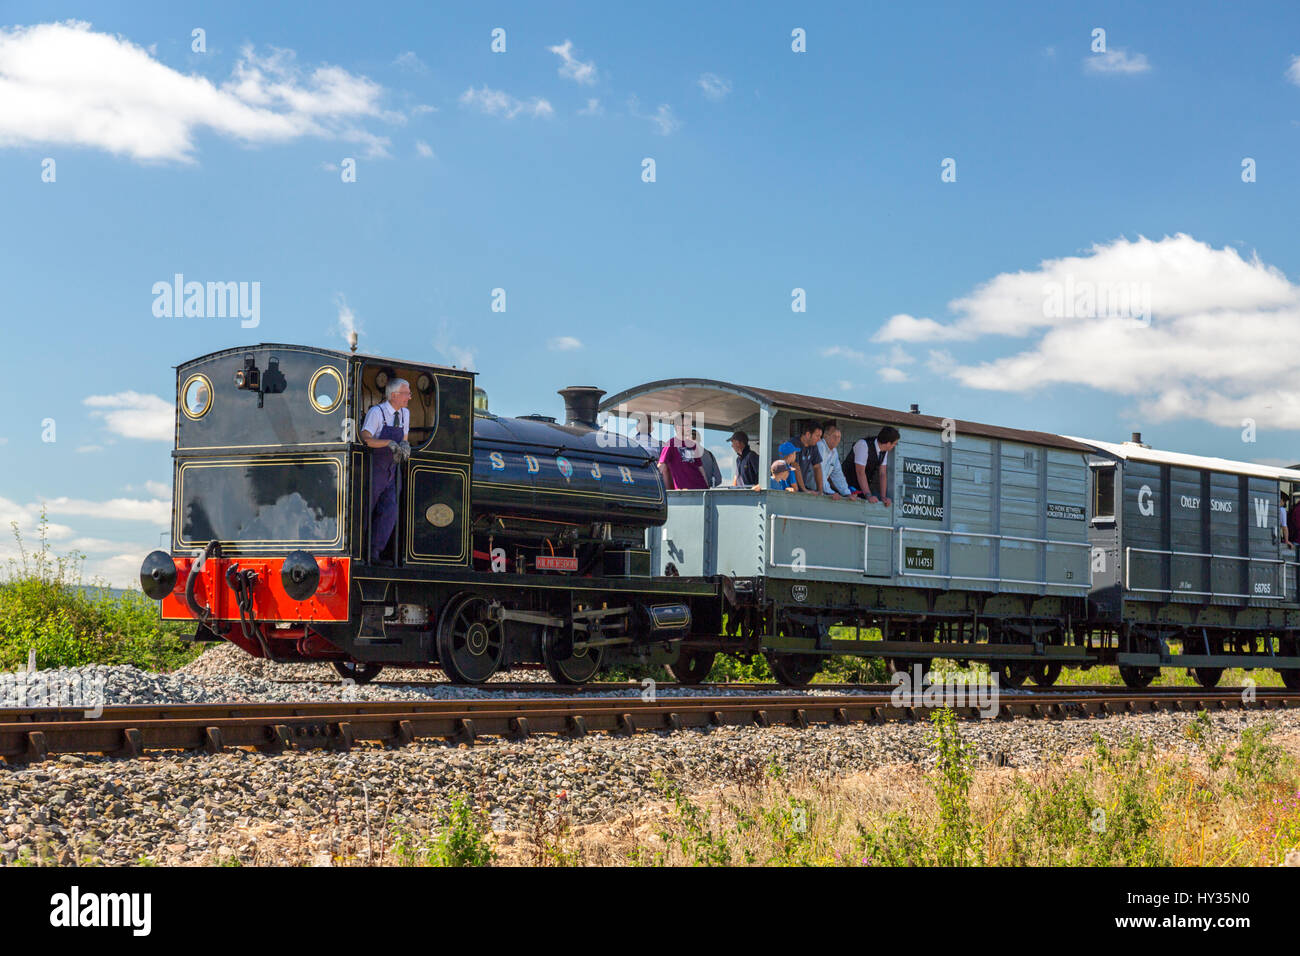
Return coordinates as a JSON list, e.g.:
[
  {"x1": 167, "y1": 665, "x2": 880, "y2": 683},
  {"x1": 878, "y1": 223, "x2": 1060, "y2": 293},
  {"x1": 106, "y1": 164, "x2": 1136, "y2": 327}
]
[{"x1": 657, "y1": 418, "x2": 709, "y2": 490}]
